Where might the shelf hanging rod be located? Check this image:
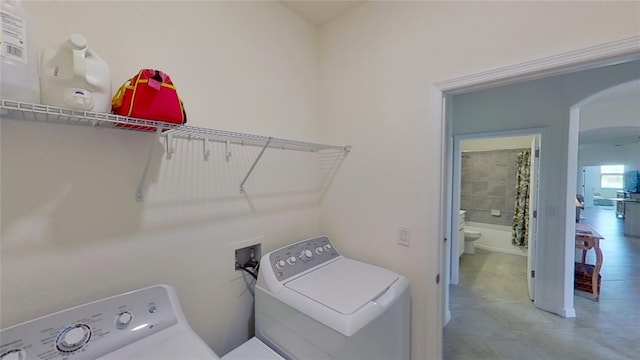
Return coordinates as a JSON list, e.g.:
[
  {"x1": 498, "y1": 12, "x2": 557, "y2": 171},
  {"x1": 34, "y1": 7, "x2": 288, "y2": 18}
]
[
  {"x1": 165, "y1": 133, "x2": 175, "y2": 160},
  {"x1": 240, "y1": 137, "x2": 272, "y2": 193},
  {"x1": 225, "y1": 141, "x2": 232, "y2": 162},
  {"x1": 136, "y1": 125, "x2": 164, "y2": 201},
  {"x1": 203, "y1": 139, "x2": 211, "y2": 161}
]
